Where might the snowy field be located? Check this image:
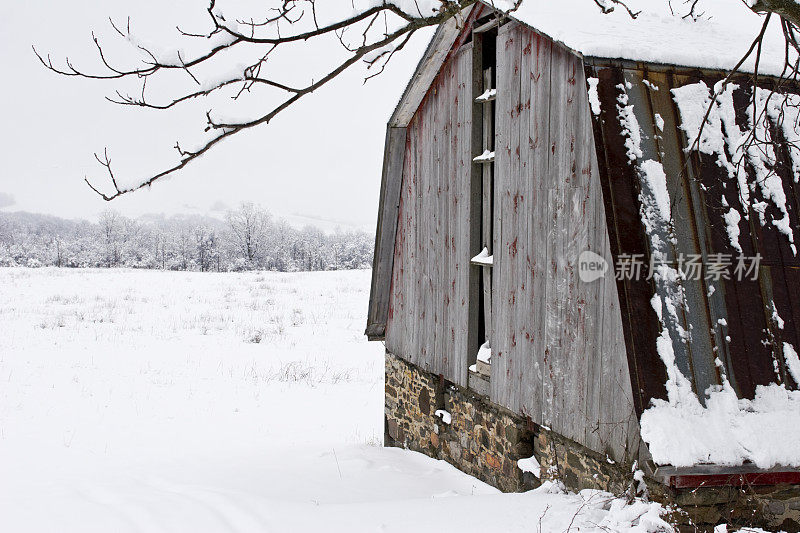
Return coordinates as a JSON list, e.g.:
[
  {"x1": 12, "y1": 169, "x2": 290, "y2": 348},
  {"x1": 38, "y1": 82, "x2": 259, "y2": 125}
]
[{"x1": 0, "y1": 268, "x2": 674, "y2": 532}]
